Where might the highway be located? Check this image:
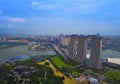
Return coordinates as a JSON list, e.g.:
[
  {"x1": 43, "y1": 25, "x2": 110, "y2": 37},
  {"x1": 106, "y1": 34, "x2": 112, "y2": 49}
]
[{"x1": 50, "y1": 43, "x2": 67, "y2": 59}]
